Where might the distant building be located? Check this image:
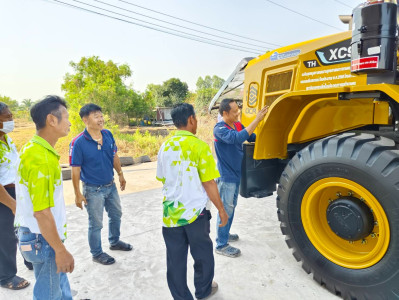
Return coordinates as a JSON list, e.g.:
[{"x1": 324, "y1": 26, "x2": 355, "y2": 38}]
[{"x1": 155, "y1": 107, "x2": 174, "y2": 126}]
